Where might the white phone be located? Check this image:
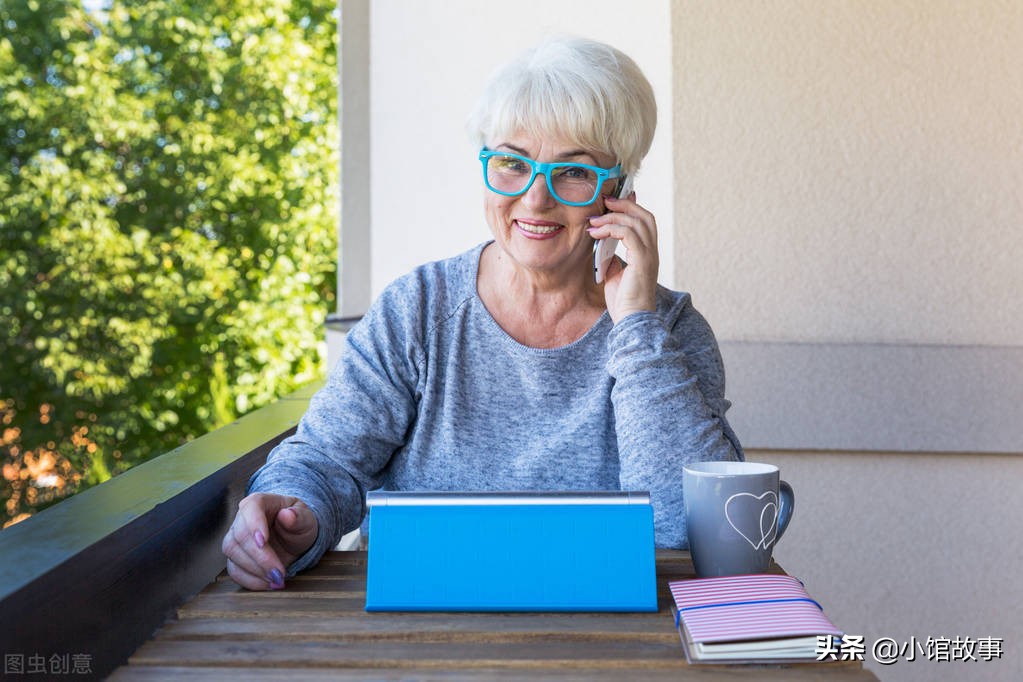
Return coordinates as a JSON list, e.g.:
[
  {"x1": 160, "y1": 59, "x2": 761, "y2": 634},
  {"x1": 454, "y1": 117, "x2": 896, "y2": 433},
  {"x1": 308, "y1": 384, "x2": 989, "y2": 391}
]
[{"x1": 593, "y1": 175, "x2": 633, "y2": 283}]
